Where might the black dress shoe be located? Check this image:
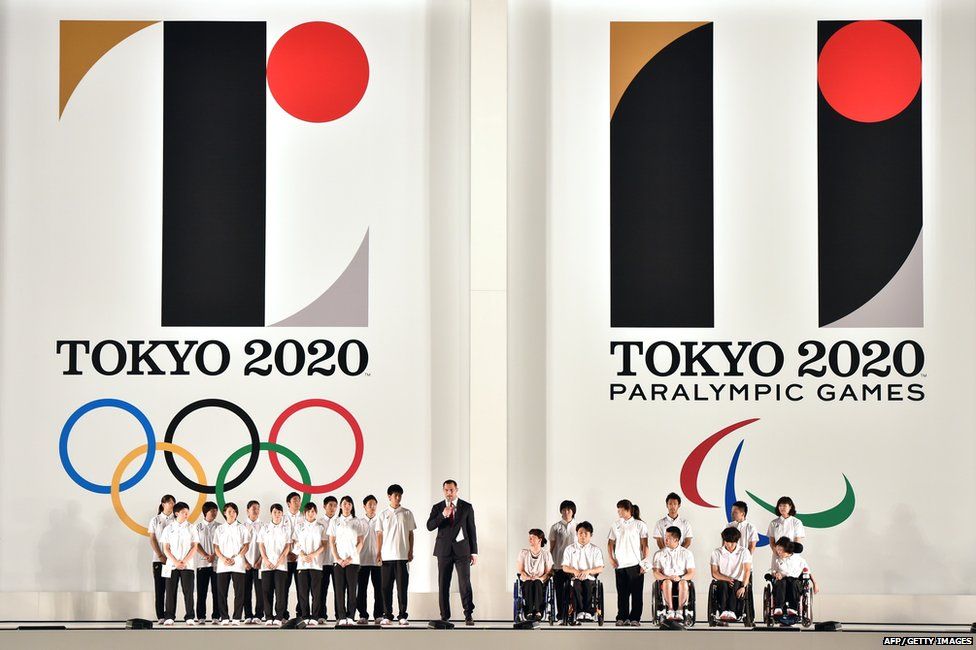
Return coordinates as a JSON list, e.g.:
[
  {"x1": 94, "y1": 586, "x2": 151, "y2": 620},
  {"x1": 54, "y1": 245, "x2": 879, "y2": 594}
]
[{"x1": 465, "y1": 617, "x2": 474, "y2": 626}]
